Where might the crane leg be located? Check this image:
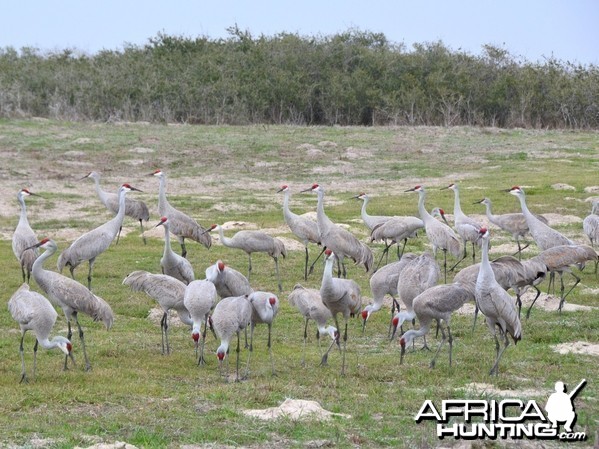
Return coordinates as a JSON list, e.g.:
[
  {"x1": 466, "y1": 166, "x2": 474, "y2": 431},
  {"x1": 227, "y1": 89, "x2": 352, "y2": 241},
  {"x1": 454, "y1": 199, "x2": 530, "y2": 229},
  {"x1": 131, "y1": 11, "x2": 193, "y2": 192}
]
[
  {"x1": 198, "y1": 315, "x2": 209, "y2": 366},
  {"x1": 116, "y1": 225, "x2": 122, "y2": 245},
  {"x1": 274, "y1": 256, "x2": 282, "y2": 292},
  {"x1": 308, "y1": 246, "x2": 326, "y2": 276},
  {"x1": 139, "y1": 219, "x2": 147, "y2": 245},
  {"x1": 302, "y1": 318, "x2": 309, "y2": 367},
  {"x1": 18, "y1": 333, "x2": 28, "y2": 383},
  {"x1": 247, "y1": 254, "x2": 252, "y2": 281},
  {"x1": 32, "y1": 339, "x2": 39, "y2": 380},
  {"x1": 320, "y1": 321, "x2": 340, "y2": 367},
  {"x1": 180, "y1": 239, "x2": 187, "y2": 259},
  {"x1": 267, "y1": 323, "x2": 275, "y2": 376},
  {"x1": 447, "y1": 326, "x2": 453, "y2": 367},
  {"x1": 471, "y1": 242, "x2": 476, "y2": 264},
  {"x1": 449, "y1": 253, "x2": 466, "y2": 273},
  {"x1": 20, "y1": 263, "x2": 27, "y2": 284},
  {"x1": 471, "y1": 303, "x2": 479, "y2": 335},
  {"x1": 340, "y1": 320, "x2": 348, "y2": 376},
  {"x1": 525, "y1": 286, "x2": 542, "y2": 320},
  {"x1": 160, "y1": 312, "x2": 169, "y2": 355},
  {"x1": 244, "y1": 328, "x2": 253, "y2": 381},
  {"x1": 73, "y1": 313, "x2": 91, "y2": 371},
  {"x1": 490, "y1": 329, "x2": 510, "y2": 376},
  {"x1": 430, "y1": 324, "x2": 446, "y2": 369},
  {"x1": 559, "y1": 272, "x2": 581, "y2": 311},
  {"x1": 398, "y1": 238, "x2": 408, "y2": 260},
  {"x1": 304, "y1": 247, "x2": 309, "y2": 281},
  {"x1": 87, "y1": 257, "x2": 96, "y2": 291},
  {"x1": 374, "y1": 243, "x2": 392, "y2": 272}
]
